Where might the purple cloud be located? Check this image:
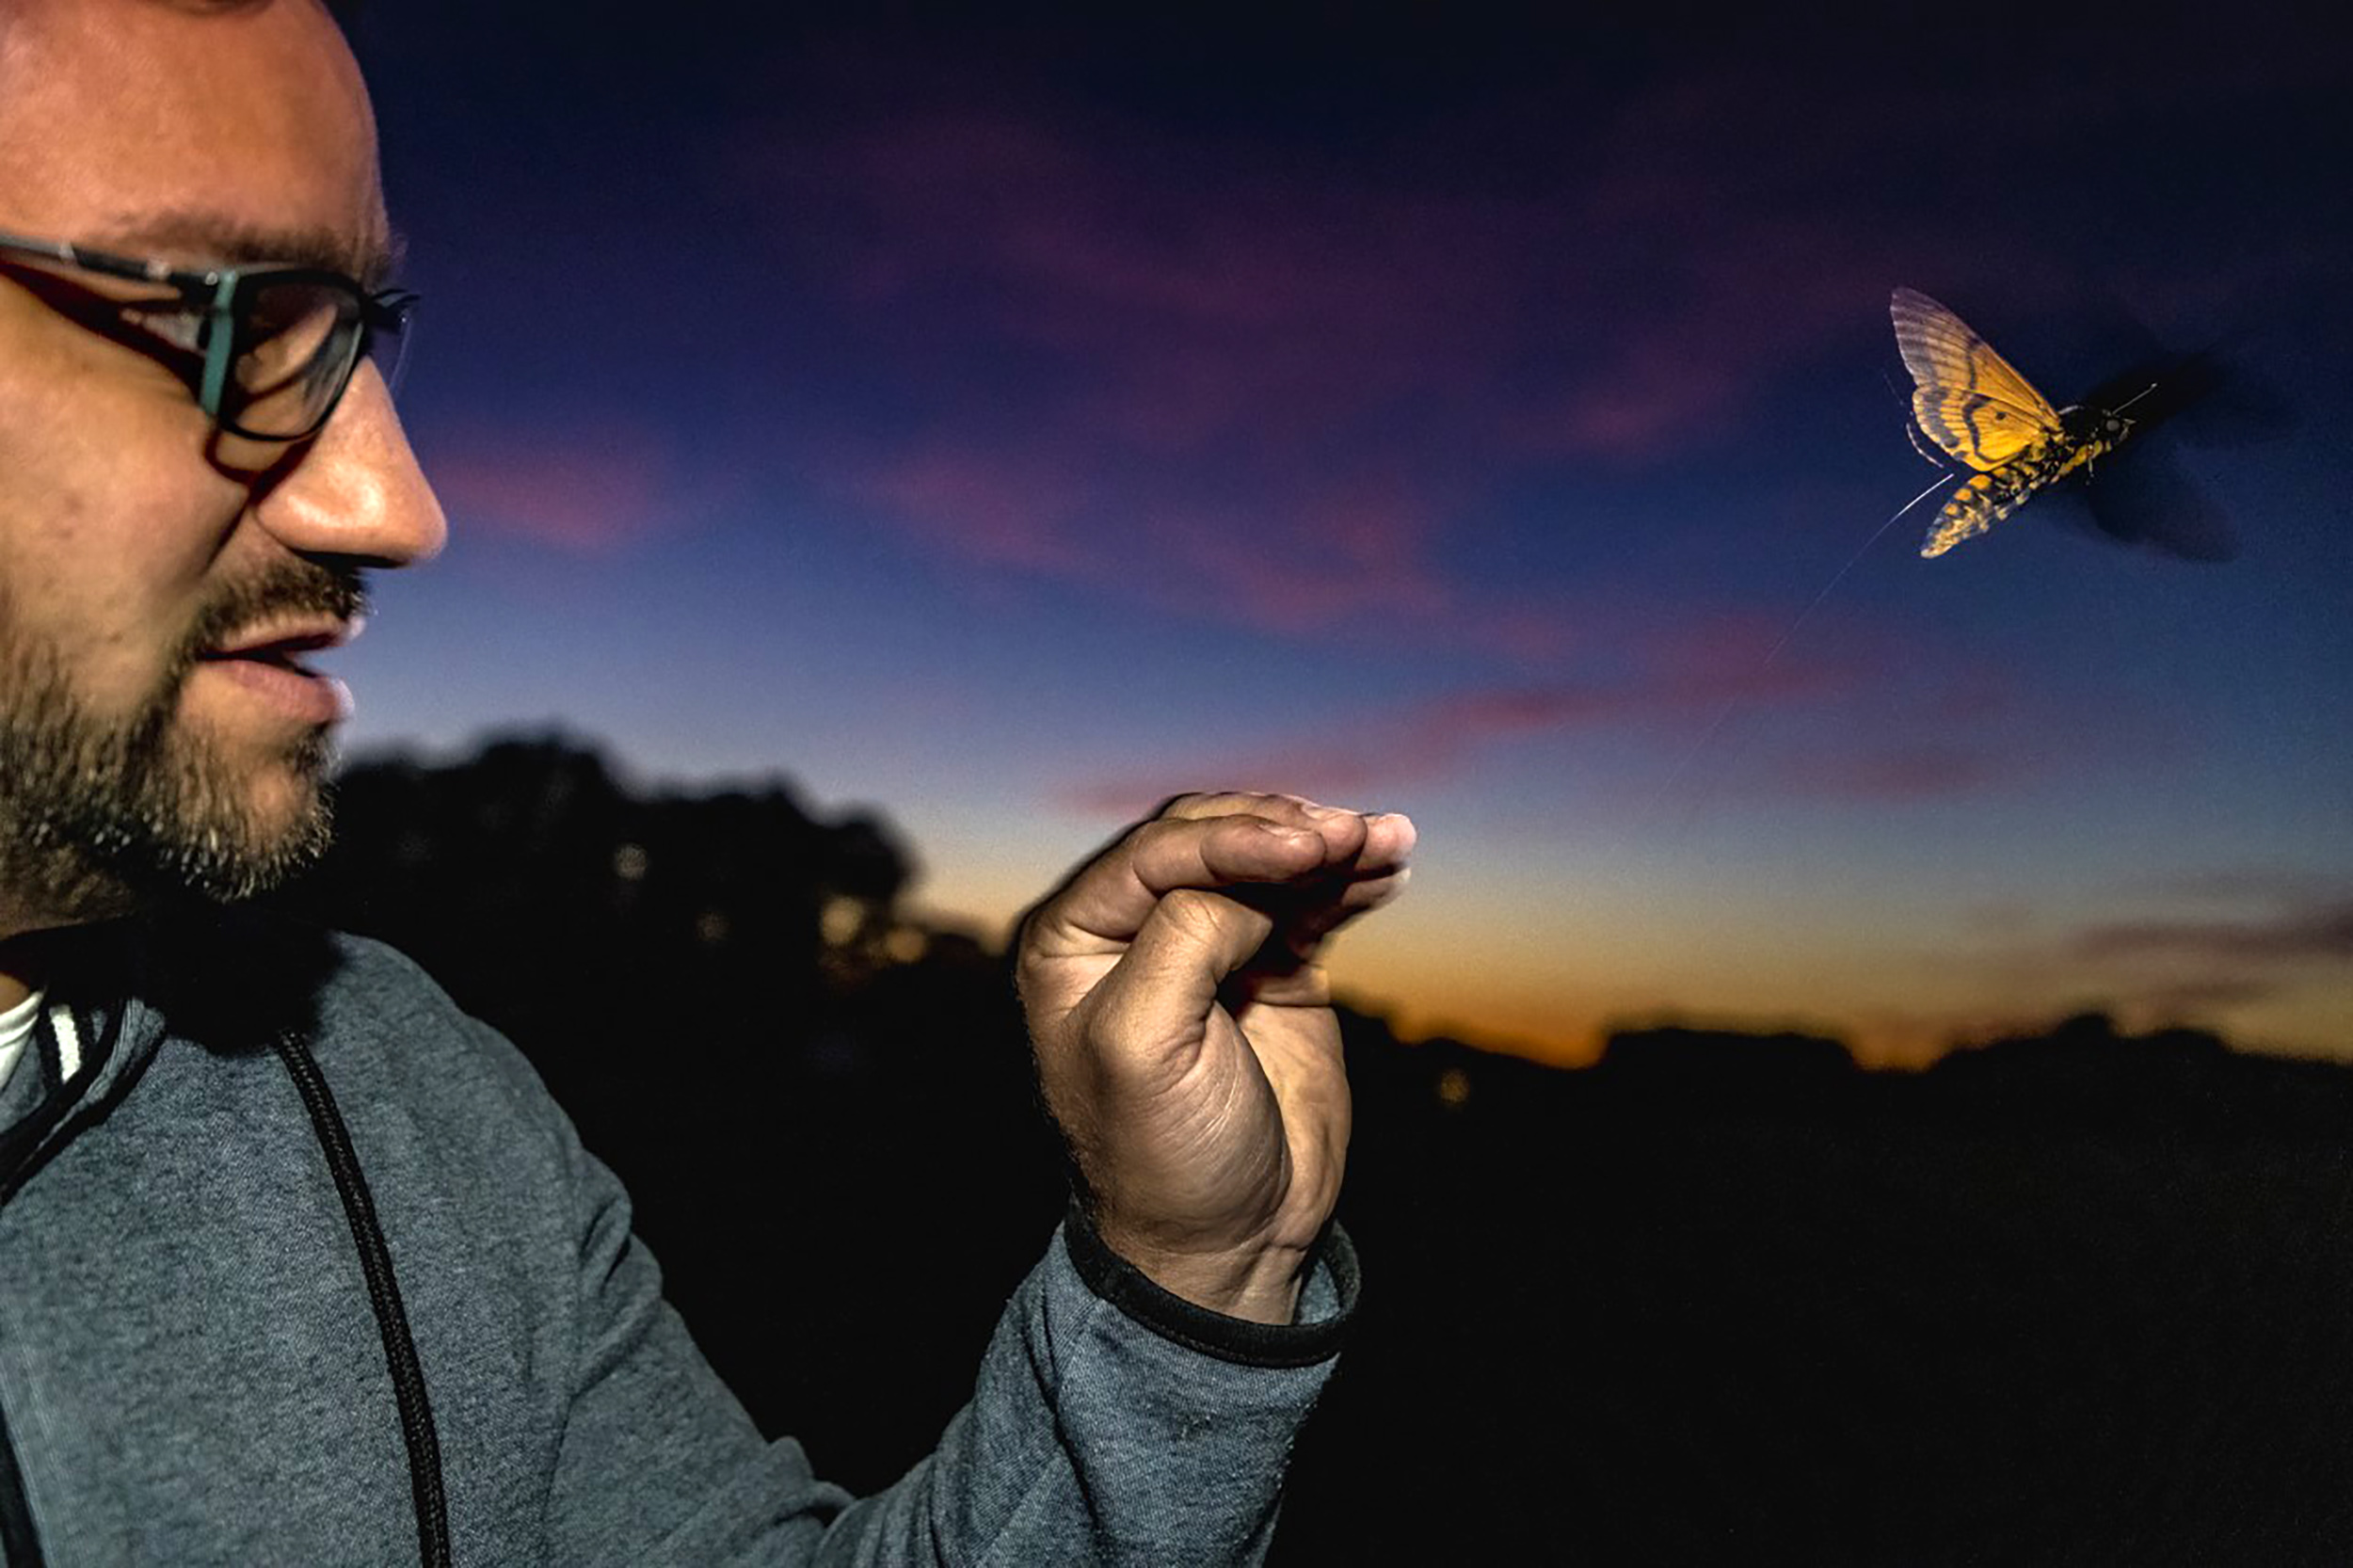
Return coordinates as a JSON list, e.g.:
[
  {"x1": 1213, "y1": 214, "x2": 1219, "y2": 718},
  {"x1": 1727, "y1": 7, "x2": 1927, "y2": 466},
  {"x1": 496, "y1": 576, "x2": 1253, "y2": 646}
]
[
  {"x1": 2073, "y1": 898, "x2": 2353, "y2": 966},
  {"x1": 424, "y1": 424, "x2": 687, "y2": 556}
]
